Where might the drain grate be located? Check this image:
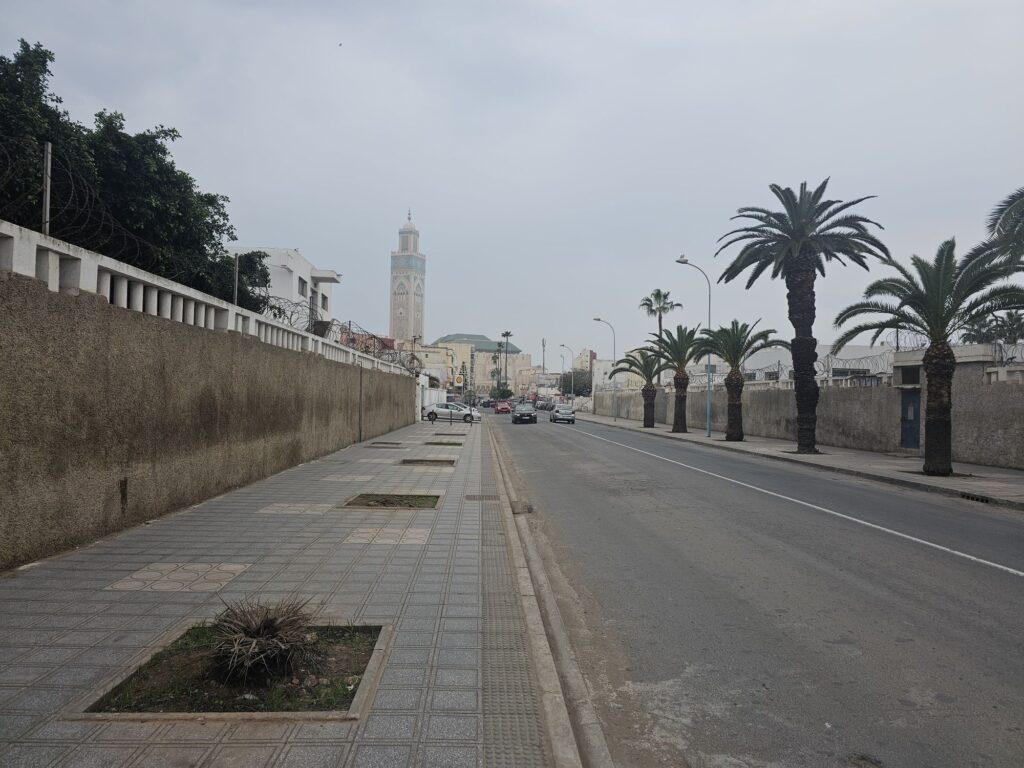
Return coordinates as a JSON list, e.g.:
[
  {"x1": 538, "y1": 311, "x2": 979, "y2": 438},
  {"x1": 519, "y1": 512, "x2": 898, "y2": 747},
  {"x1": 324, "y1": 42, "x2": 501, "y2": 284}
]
[
  {"x1": 341, "y1": 493, "x2": 441, "y2": 509},
  {"x1": 434, "y1": 432, "x2": 468, "y2": 437},
  {"x1": 466, "y1": 495, "x2": 499, "y2": 501},
  {"x1": 960, "y1": 492, "x2": 990, "y2": 503},
  {"x1": 401, "y1": 458, "x2": 456, "y2": 466},
  {"x1": 425, "y1": 441, "x2": 464, "y2": 446},
  {"x1": 371, "y1": 441, "x2": 403, "y2": 446},
  {"x1": 368, "y1": 444, "x2": 406, "y2": 449}
]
